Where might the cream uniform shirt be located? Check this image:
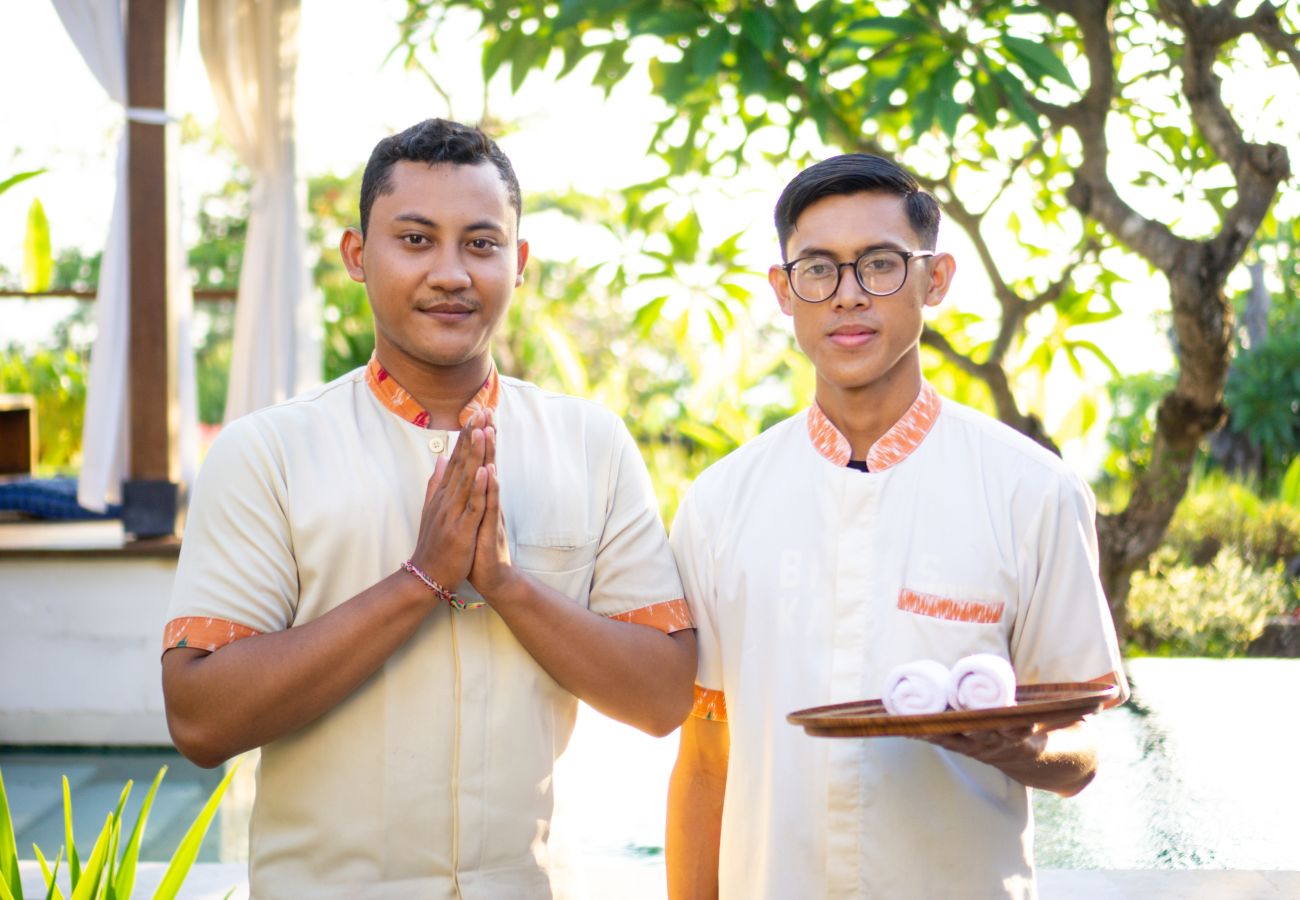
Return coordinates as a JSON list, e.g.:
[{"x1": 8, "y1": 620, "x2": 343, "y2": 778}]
[
  {"x1": 672, "y1": 383, "x2": 1127, "y2": 900},
  {"x1": 165, "y1": 359, "x2": 689, "y2": 898}
]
